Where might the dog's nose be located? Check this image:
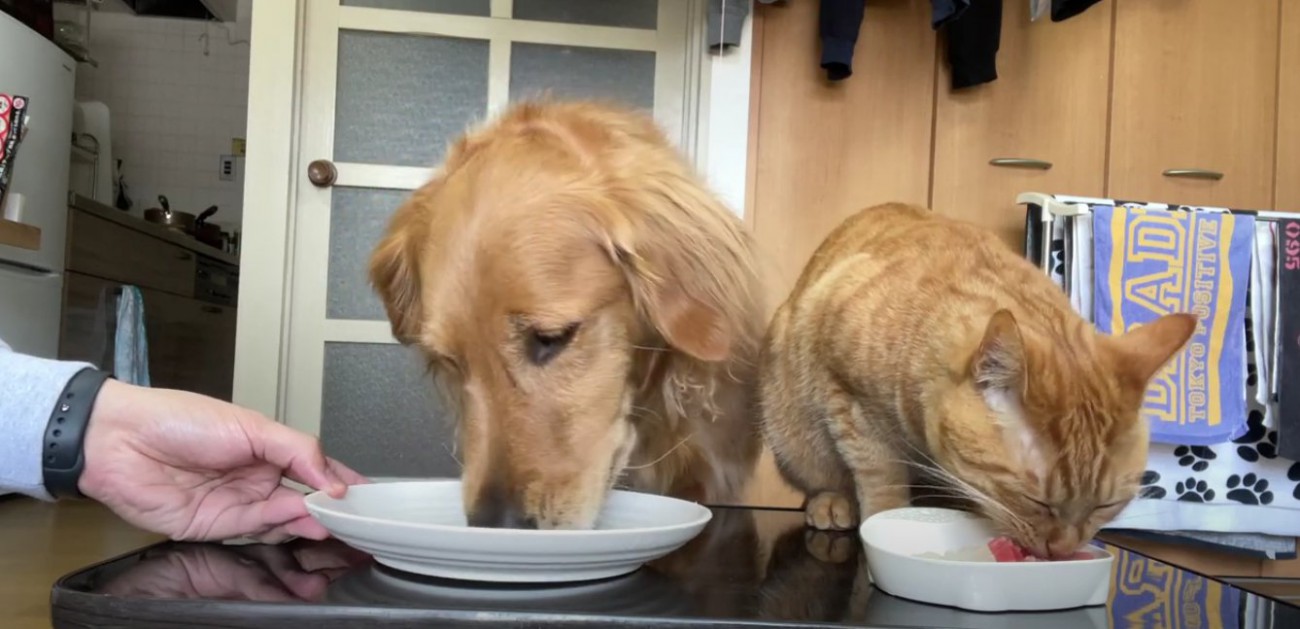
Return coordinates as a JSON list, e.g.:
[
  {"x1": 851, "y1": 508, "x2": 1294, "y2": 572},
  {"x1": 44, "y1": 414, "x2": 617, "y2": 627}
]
[{"x1": 467, "y1": 487, "x2": 538, "y2": 529}]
